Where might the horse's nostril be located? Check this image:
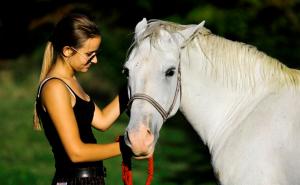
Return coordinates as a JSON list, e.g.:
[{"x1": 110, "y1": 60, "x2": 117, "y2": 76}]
[{"x1": 147, "y1": 129, "x2": 152, "y2": 135}]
